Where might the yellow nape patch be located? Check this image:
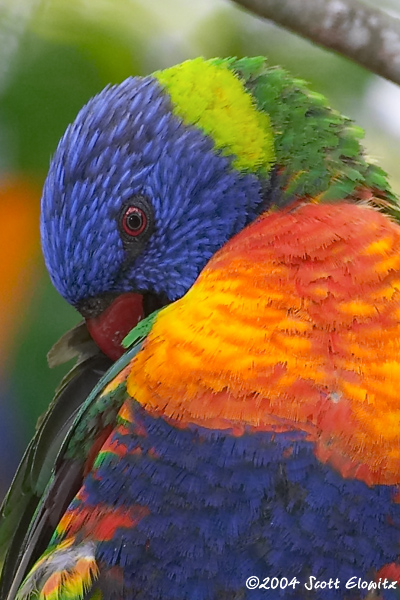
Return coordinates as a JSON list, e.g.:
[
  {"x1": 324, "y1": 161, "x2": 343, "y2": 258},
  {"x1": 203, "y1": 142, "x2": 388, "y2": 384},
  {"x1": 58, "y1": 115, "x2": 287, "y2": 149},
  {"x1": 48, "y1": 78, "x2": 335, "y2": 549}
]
[{"x1": 154, "y1": 57, "x2": 275, "y2": 173}]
